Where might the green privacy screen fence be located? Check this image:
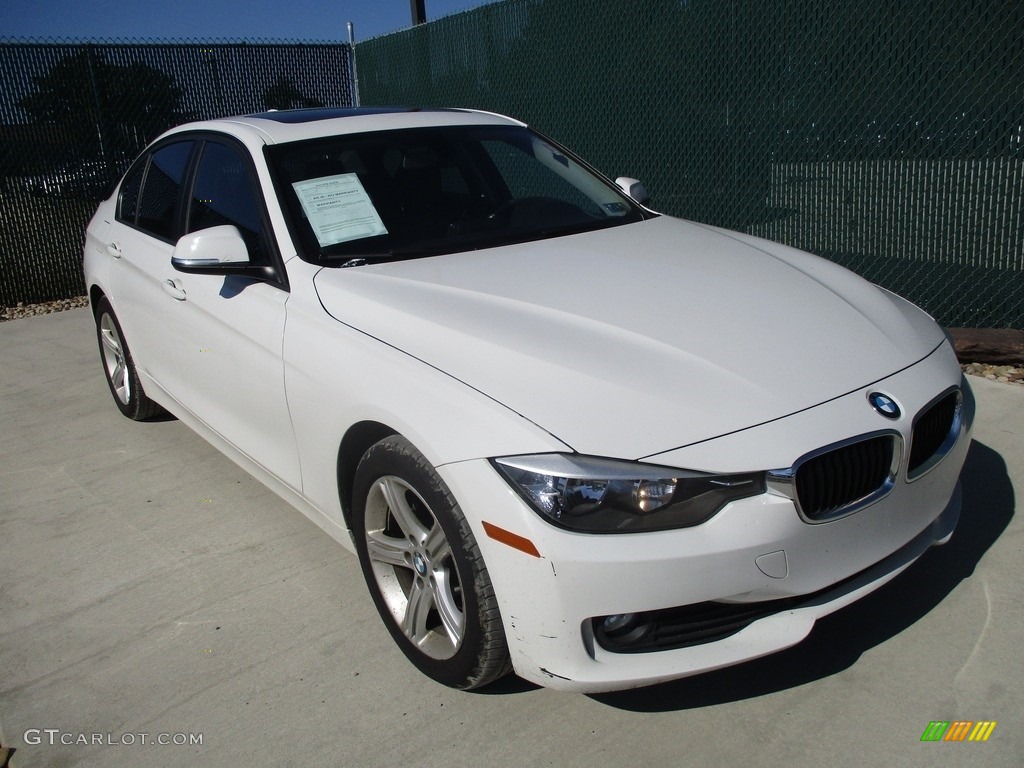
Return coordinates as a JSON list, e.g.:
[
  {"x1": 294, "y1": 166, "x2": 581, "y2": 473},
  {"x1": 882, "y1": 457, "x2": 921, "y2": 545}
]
[
  {"x1": 357, "y1": 0, "x2": 1024, "y2": 329},
  {"x1": 0, "y1": 40, "x2": 353, "y2": 307},
  {"x1": 2, "y1": 7, "x2": 1021, "y2": 328}
]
